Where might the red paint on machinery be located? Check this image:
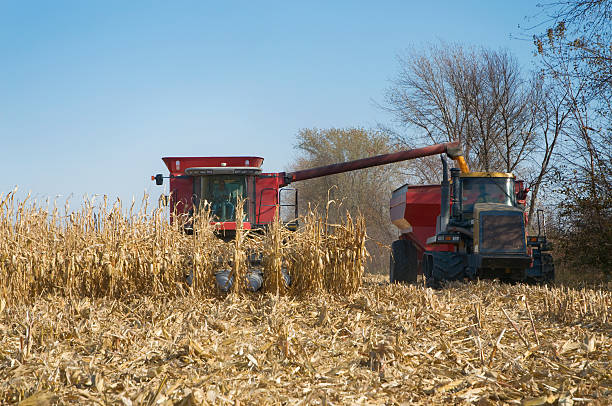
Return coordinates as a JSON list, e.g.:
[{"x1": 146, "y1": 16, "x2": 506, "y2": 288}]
[
  {"x1": 390, "y1": 184, "x2": 454, "y2": 270},
  {"x1": 157, "y1": 142, "x2": 462, "y2": 232}
]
